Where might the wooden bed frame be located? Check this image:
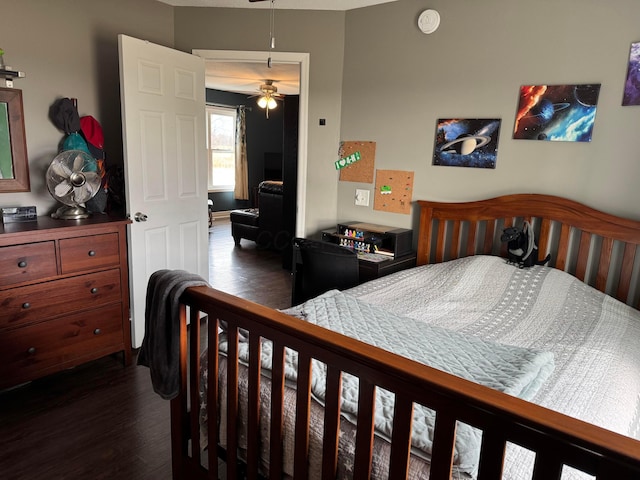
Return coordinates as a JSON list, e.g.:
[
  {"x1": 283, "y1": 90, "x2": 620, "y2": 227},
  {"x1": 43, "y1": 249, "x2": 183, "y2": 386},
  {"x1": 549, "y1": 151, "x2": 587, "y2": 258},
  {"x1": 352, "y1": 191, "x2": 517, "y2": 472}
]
[{"x1": 172, "y1": 194, "x2": 640, "y2": 479}]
